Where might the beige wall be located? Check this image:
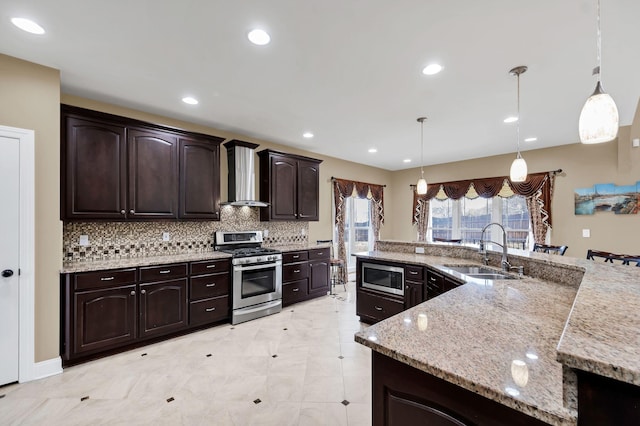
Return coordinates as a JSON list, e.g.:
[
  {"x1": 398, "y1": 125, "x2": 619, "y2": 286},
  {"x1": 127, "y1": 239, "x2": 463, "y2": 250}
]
[
  {"x1": 0, "y1": 54, "x2": 61, "y2": 362},
  {"x1": 387, "y1": 122, "x2": 640, "y2": 258}
]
